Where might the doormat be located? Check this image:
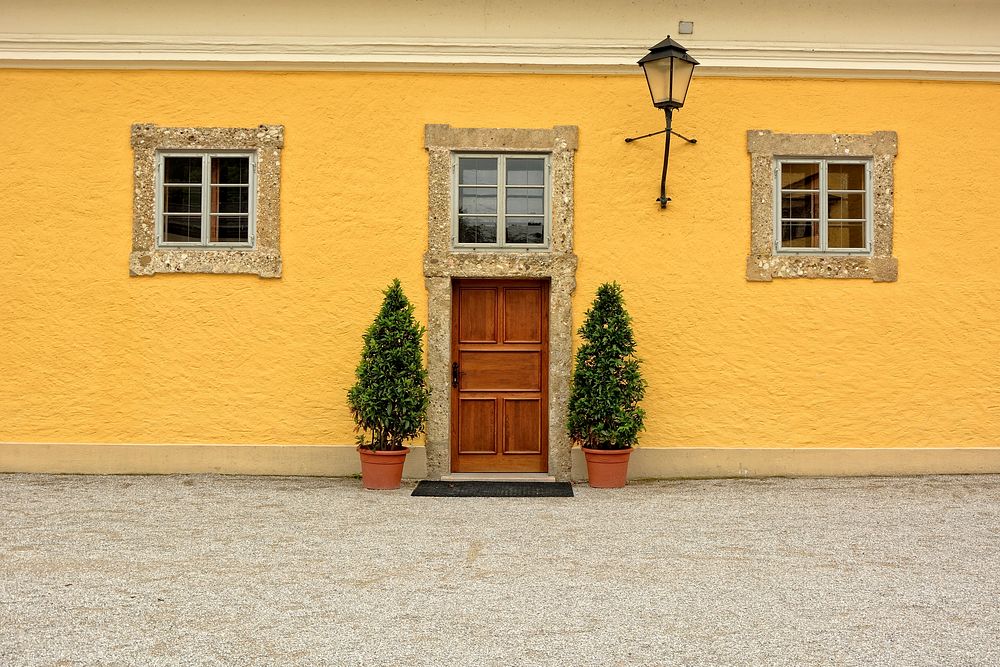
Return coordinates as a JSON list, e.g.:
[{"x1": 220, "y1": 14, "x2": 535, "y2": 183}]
[{"x1": 411, "y1": 480, "x2": 574, "y2": 498}]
